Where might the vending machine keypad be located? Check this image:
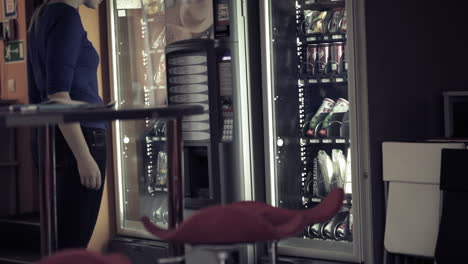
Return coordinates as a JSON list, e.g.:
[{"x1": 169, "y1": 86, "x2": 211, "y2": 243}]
[{"x1": 222, "y1": 118, "x2": 233, "y2": 142}]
